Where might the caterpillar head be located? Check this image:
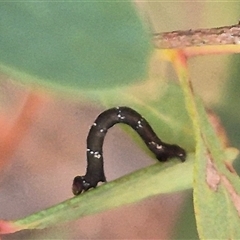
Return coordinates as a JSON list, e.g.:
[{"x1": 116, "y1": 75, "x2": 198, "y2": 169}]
[{"x1": 72, "y1": 176, "x2": 91, "y2": 195}]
